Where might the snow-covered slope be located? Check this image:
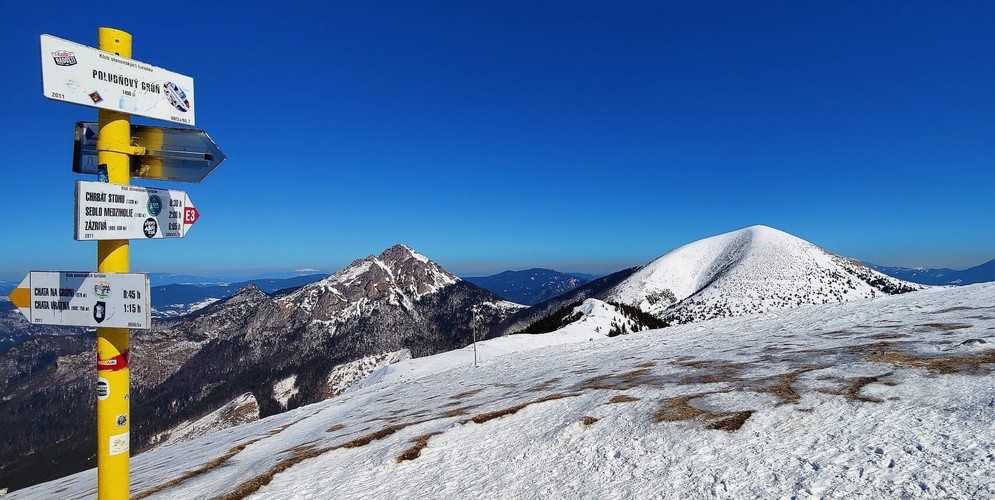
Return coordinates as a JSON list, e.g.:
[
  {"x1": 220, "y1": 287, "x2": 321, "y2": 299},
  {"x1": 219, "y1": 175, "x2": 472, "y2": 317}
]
[
  {"x1": 608, "y1": 225, "x2": 922, "y2": 324},
  {"x1": 15, "y1": 283, "x2": 994, "y2": 499}
]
